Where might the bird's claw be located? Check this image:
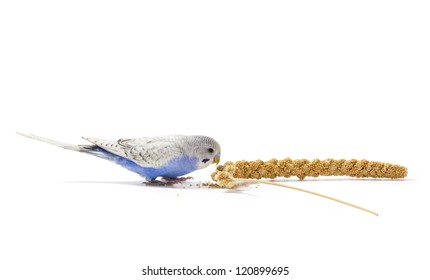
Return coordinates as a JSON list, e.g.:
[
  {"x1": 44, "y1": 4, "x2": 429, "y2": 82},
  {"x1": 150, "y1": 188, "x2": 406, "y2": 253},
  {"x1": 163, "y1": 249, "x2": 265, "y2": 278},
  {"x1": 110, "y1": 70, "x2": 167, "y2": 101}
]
[
  {"x1": 143, "y1": 176, "x2": 194, "y2": 186},
  {"x1": 161, "y1": 176, "x2": 194, "y2": 182},
  {"x1": 143, "y1": 179, "x2": 173, "y2": 186}
]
